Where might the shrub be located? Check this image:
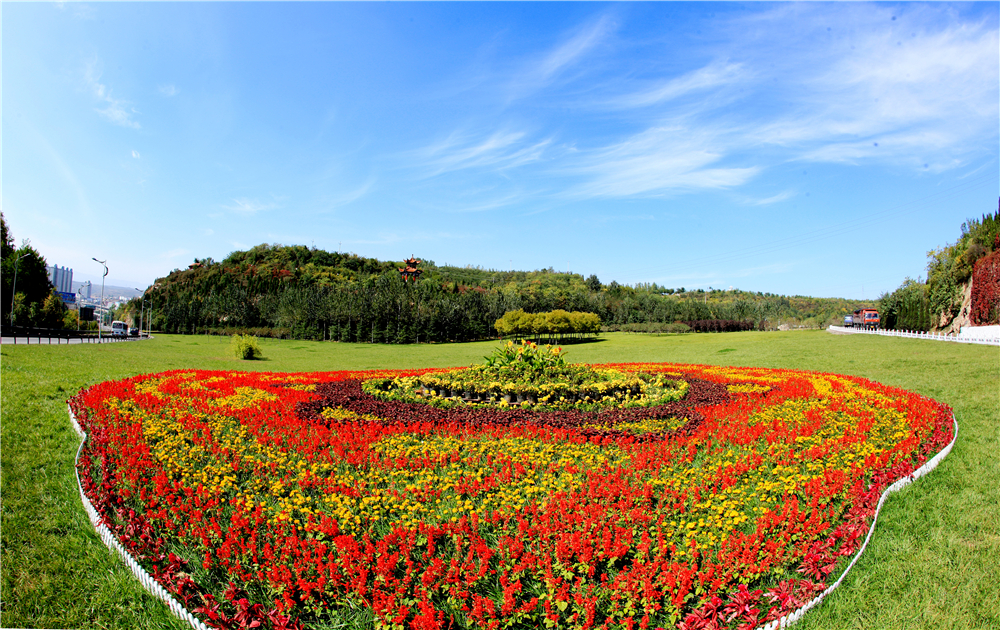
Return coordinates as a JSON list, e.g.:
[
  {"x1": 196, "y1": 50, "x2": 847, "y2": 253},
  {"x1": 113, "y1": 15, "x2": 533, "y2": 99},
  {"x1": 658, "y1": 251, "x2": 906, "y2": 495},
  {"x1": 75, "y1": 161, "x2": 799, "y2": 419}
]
[{"x1": 230, "y1": 334, "x2": 263, "y2": 360}]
